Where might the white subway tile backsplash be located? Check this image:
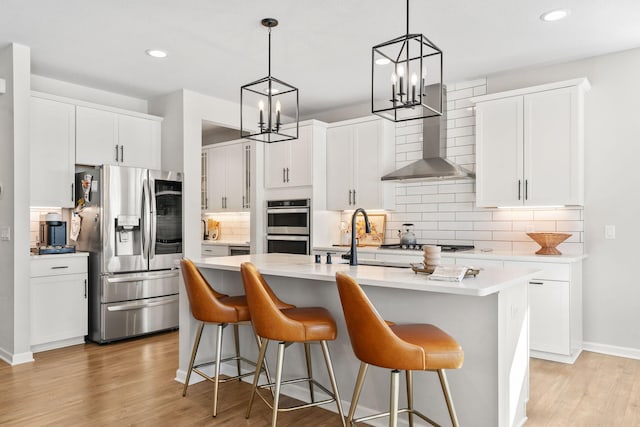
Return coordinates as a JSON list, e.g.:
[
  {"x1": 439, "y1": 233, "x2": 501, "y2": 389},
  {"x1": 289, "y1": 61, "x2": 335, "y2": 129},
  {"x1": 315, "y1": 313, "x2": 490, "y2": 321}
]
[
  {"x1": 455, "y1": 230, "x2": 492, "y2": 241},
  {"x1": 383, "y1": 78, "x2": 583, "y2": 252},
  {"x1": 492, "y1": 210, "x2": 534, "y2": 221},
  {"x1": 422, "y1": 212, "x2": 456, "y2": 221},
  {"x1": 473, "y1": 221, "x2": 512, "y2": 231},
  {"x1": 456, "y1": 211, "x2": 493, "y2": 221},
  {"x1": 556, "y1": 221, "x2": 584, "y2": 232},
  {"x1": 447, "y1": 126, "x2": 474, "y2": 138},
  {"x1": 438, "y1": 202, "x2": 473, "y2": 212},
  {"x1": 454, "y1": 135, "x2": 475, "y2": 147},
  {"x1": 455, "y1": 117, "x2": 475, "y2": 128},
  {"x1": 455, "y1": 193, "x2": 476, "y2": 203},
  {"x1": 440, "y1": 221, "x2": 471, "y2": 230},
  {"x1": 421, "y1": 193, "x2": 455, "y2": 204},
  {"x1": 448, "y1": 108, "x2": 473, "y2": 120}
]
